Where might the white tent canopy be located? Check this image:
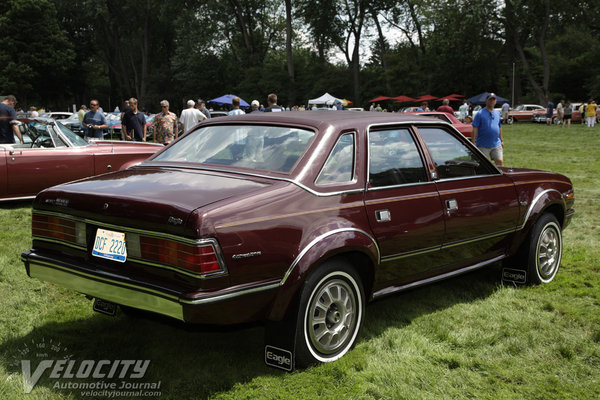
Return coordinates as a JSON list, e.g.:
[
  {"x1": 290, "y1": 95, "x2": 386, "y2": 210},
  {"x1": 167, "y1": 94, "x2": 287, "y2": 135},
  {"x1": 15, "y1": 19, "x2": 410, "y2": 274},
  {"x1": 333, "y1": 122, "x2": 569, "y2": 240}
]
[{"x1": 308, "y1": 92, "x2": 343, "y2": 105}]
